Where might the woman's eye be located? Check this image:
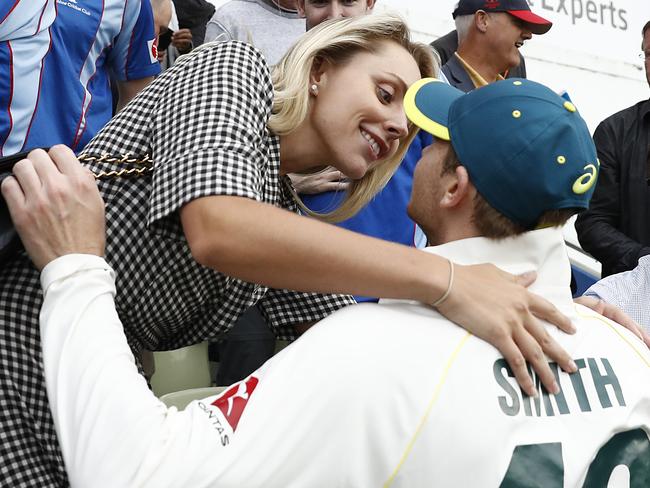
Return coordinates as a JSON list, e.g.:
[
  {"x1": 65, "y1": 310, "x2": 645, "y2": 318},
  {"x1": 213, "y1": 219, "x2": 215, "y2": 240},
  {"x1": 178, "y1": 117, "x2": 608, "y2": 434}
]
[{"x1": 377, "y1": 86, "x2": 393, "y2": 104}]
